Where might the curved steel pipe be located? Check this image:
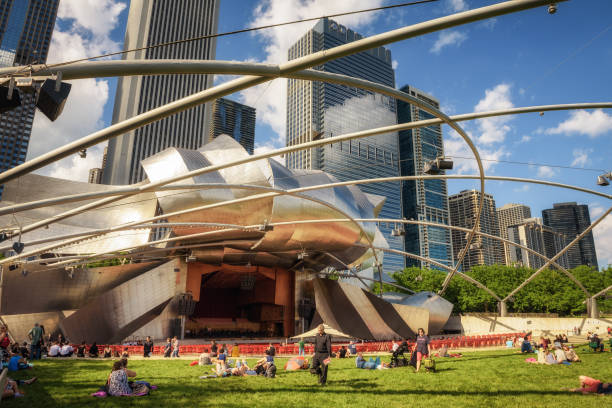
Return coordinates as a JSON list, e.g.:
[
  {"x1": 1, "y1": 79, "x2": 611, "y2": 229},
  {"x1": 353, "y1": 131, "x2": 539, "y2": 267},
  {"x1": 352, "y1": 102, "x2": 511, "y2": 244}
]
[{"x1": 502, "y1": 206, "x2": 612, "y2": 302}]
